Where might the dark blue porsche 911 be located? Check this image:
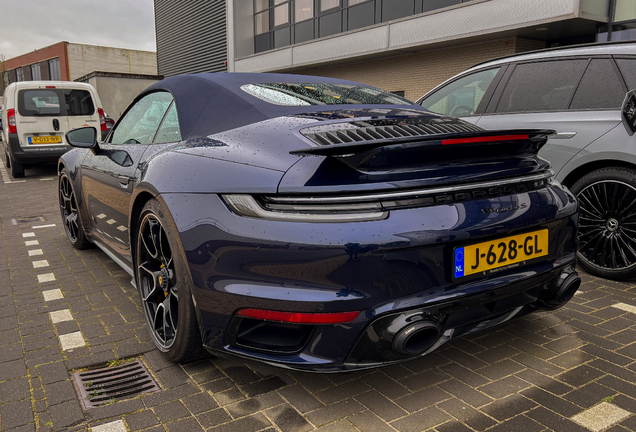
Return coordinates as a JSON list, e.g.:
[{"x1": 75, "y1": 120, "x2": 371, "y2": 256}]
[{"x1": 59, "y1": 73, "x2": 579, "y2": 371}]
